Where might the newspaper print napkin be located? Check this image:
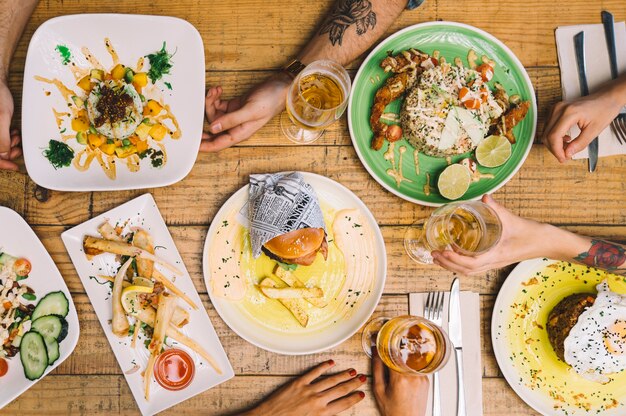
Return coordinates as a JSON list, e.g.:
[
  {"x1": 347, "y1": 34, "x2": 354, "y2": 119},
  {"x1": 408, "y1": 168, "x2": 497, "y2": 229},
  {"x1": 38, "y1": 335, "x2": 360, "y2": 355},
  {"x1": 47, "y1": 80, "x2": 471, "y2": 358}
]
[
  {"x1": 555, "y1": 22, "x2": 626, "y2": 159},
  {"x1": 409, "y1": 291, "x2": 483, "y2": 416},
  {"x1": 245, "y1": 172, "x2": 325, "y2": 258}
]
